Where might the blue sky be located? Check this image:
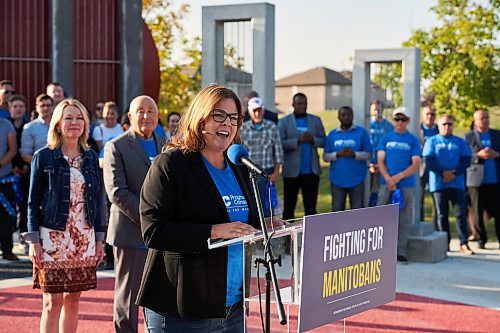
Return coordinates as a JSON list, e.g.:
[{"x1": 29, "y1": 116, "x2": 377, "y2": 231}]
[{"x1": 172, "y1": 0, "x2": 439, "y2": 79}]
